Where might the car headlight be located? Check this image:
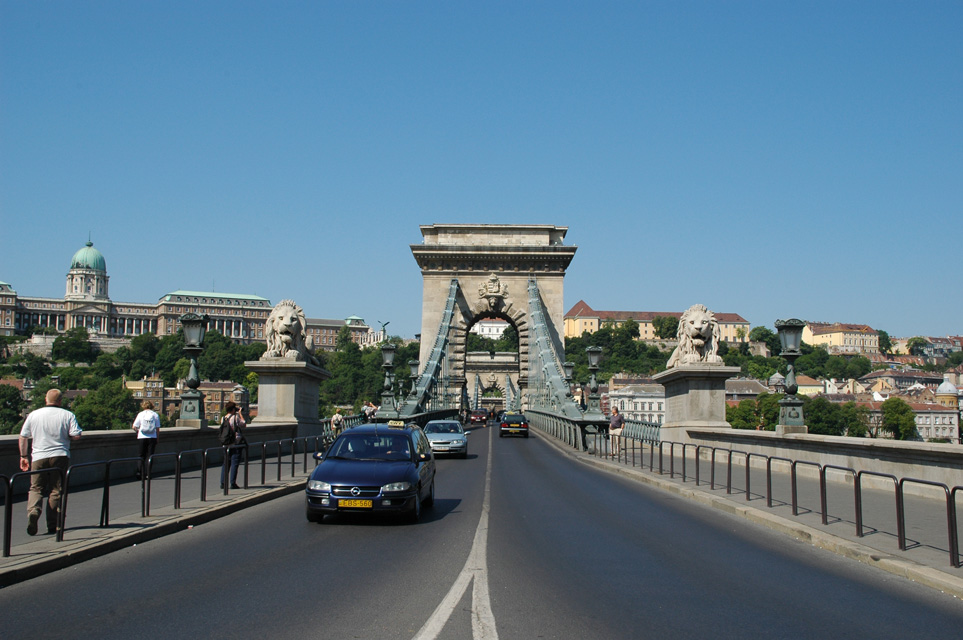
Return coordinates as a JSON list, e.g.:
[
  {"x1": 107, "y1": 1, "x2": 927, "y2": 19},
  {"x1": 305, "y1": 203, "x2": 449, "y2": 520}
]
[
  {"x1": 382, "y1": 481, "x2": 411, "y2": 492},
  {"x1": 307, "y1": 480, "x2": 331, "y2": 492},
  {"x1": 455, "y1": 438, "x2": 466, "y2": 445}
]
